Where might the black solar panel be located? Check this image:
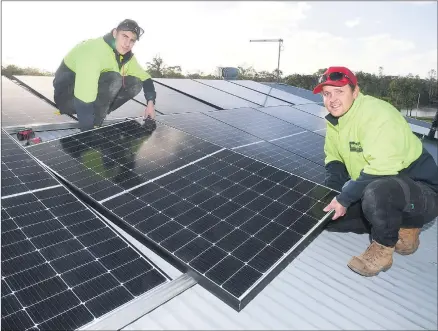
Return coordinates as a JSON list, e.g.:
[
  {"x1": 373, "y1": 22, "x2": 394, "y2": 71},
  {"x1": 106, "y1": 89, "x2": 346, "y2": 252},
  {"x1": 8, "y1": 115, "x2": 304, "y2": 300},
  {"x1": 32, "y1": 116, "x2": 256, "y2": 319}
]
[
  {"x1": 292, "y1": 103, "x2": 327, "y2": 118},
  {"x1": 271, "y1": 131, "x2": 326, "y2": 166},
  {"x1": 26, "y1": 121, "x2": 336, "y2": 311},
  {"x1": 134, "y1": 83, "x2": 216, "y2": 114},
  {"x1": 1, "y1": 131, "x2": 170, "y2": 330},
  {"x1": 206, "y1": 107, "x2": 307, "y2": 141},
  {"x1": 230, "y1": 80, "x2": 315, "y2": 105},
  {"x1": 194, "y1": 79, "x2": 289, "y2": 107},
  {"x1": 1, "y1": 77, "x2": 76, "y2": 126},
  {"x1": 27, "y1": 120, "x2": 222, "y2": 202},
  {"x1": 154, "y1": 78, "x2": 260, "y2": 110},
  {"x1": 1, "y1": 132, "x2": 60, "y2": 197},
  {"x1": 258, "y1": 105, "x2": 326, "y2": 133},
  {"x1": 12, "y1": 75, "x2": 146, "y2": 121},
  {"x1": 157, "y1": 113, "x2": 262, "y2": 149},
  {"x1": 234, "y1": 141, "x2": 326, "y2": 184}
]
